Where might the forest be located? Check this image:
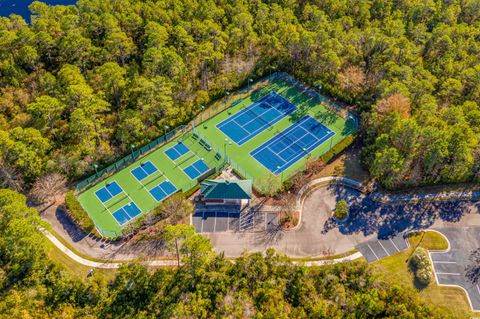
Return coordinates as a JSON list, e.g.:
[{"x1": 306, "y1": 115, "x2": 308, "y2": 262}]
[
  {"x1": 1, "y1": 0, "x2": 479, "y2": 317},
  {"x1": 0, "y1": 0, "x2": 478, "y2": 190},
  {"x1": 0, "y1": 189, "x2": 446, "y2": 318}
]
